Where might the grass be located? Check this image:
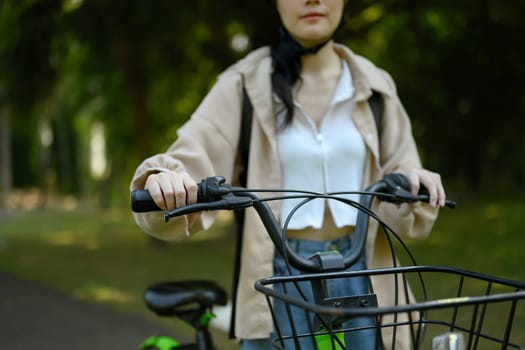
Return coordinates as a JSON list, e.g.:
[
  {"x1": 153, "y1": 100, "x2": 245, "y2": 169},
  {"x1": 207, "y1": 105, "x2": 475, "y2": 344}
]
[
  {"x1": 1, "y1": 198, "x2": 524, "y2": 348},
  {"x1": 401, "y1": 198, "x2": 525, "y2": 347},
  {"x1": 404, "y1": 198, "x2": 525, "y2": 281}
]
